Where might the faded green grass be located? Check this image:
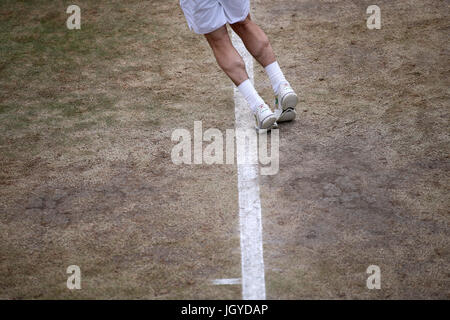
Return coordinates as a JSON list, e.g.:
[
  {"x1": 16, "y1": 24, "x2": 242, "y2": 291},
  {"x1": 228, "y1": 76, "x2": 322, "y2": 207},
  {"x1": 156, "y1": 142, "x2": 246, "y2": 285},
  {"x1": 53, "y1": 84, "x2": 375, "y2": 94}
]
[{"x1": 0, "y1": 0, "x2": 176, "y2": 163}]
